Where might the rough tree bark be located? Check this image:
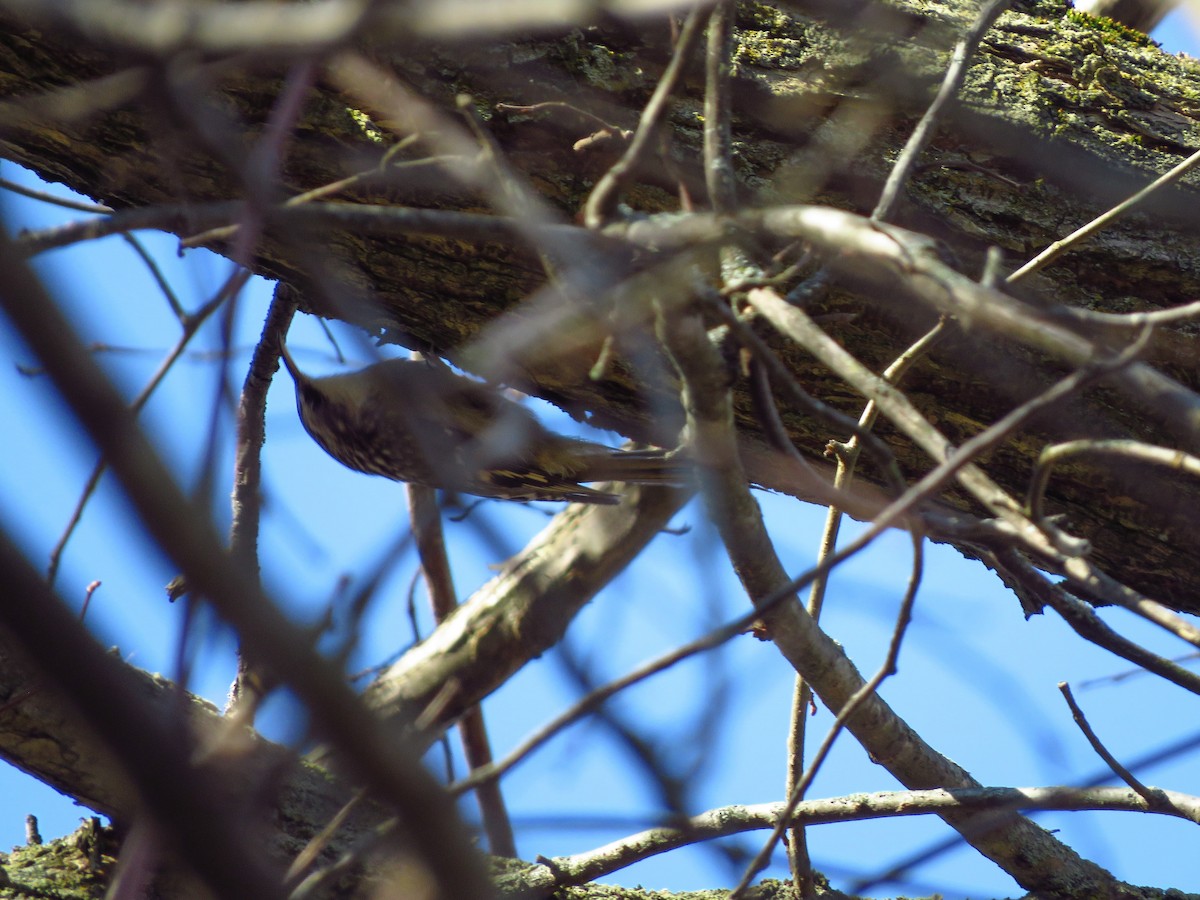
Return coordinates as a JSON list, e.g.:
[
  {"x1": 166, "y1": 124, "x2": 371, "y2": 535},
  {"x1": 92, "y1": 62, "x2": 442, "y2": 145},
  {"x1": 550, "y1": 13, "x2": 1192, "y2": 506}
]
[{"x1": 2, "y1": 0, "x2": 1199, "y2": 897}]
